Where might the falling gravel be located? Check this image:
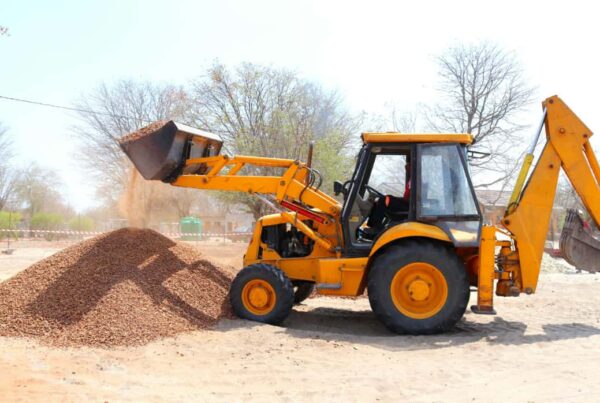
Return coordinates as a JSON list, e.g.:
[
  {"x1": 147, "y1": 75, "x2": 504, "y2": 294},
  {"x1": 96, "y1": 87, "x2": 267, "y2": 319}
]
[{"x1": 0, "y1": 228, "x2": 234, "y2": 348}]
